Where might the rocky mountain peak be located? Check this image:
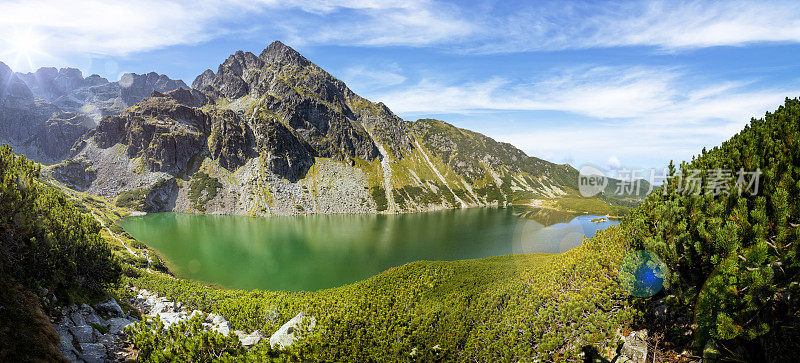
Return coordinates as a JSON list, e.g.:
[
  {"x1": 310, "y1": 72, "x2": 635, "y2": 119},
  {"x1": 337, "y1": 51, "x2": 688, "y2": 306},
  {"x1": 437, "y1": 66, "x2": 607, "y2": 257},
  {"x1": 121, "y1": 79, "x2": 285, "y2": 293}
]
[
  {"x1": 192, "y1": 69, "x2": 215, "y2": 90},
  {"x1": 259, "y1": 41, "x2": 310, "y2": 68},
  {"x1": 0, "y1": 62, "x2": 34, "y2": 101},
  {"x1": 117, "y1": 72, "x2": 188, "y2": 106},
  {"x1": 14, "y1": 66, "x2": 89, "y2": 101}
]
